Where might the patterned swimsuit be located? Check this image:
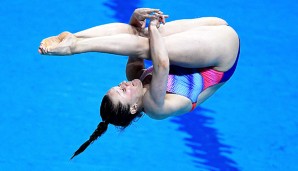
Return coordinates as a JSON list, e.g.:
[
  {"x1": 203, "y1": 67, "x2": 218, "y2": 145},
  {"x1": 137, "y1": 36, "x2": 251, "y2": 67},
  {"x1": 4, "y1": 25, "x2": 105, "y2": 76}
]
[{"x1": 140, "y1": 43, "x2": 240, "y2": 111}]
